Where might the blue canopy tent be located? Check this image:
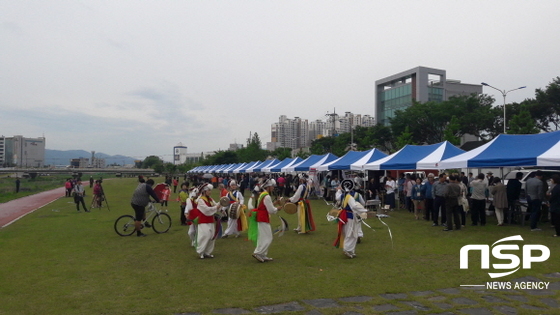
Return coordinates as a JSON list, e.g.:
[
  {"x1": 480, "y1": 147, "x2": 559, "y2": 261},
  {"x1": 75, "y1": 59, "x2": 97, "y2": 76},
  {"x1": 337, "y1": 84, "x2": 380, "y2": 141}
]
[
  {"x1": 266, "y1": 157, "x2": 302, "y2": 173},
  {"x1": 363, "y1": 141, "x2": 465, "y2": 170},
  {"x1": 349, "y1": 148, "x2": 390, "y2": 170},
  {"x1": 236, "y1": 161, "x2": 261, "y2": 173},
  {"x1": 283, "y1": 153, "x2": 338, "y2": 172},
  {"x1": 438, "y1": 131, "x2": 560, "y2": 169},
  {"x1": 252, "y1": 159, "x2": 280, "y2": 173},
  {"x1": 316, "y1": 149, "x2": 388, "y2": 171}
]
